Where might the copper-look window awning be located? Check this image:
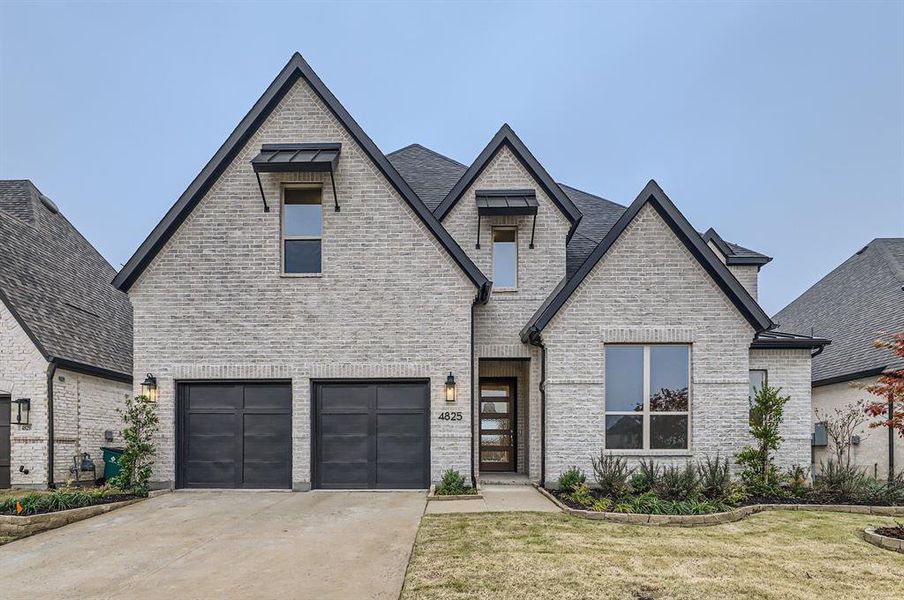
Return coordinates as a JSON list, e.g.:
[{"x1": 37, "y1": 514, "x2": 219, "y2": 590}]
[{"x1": 250, "y1": 143, "x2": 342, "y2": 212}]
